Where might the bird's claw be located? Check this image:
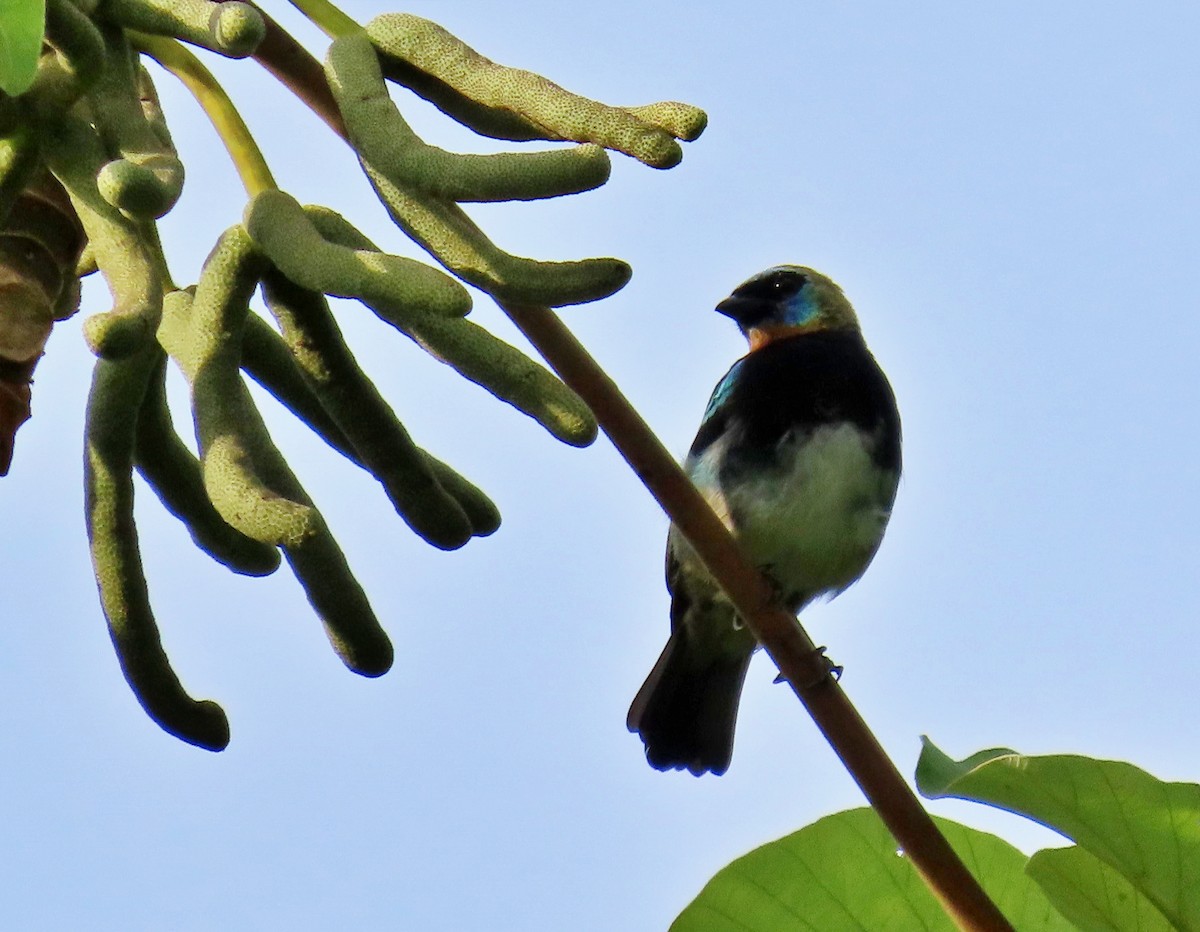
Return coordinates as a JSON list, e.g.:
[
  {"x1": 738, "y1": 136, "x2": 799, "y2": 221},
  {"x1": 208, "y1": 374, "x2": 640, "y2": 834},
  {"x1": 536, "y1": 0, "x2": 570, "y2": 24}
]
[{"x1": 773, "y1": 646, "x2": 842, "y2": 688}]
